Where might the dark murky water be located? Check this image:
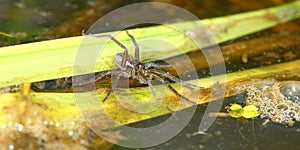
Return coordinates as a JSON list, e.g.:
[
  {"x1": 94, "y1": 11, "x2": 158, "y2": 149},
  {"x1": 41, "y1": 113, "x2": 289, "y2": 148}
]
[{"x1": 111, "y1": 98, "x2": 300, "y2": 150}]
